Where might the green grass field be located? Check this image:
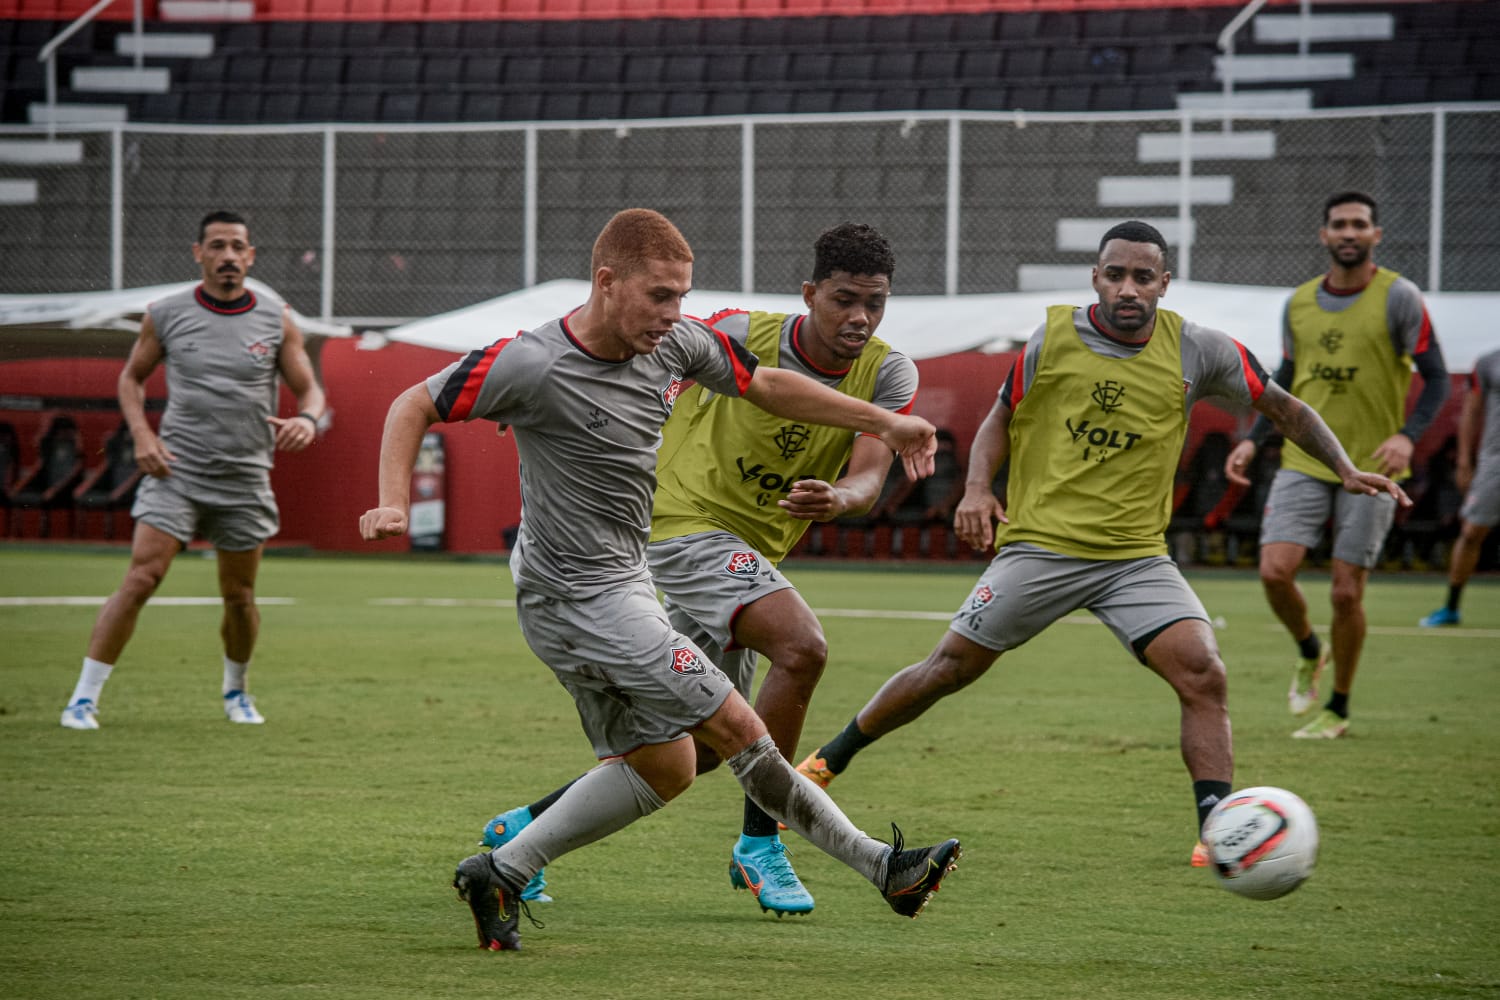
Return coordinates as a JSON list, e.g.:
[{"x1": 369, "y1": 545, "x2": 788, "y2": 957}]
[{"x1": 2, "y1": 549, "x2": 1497, "y2": 999}]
